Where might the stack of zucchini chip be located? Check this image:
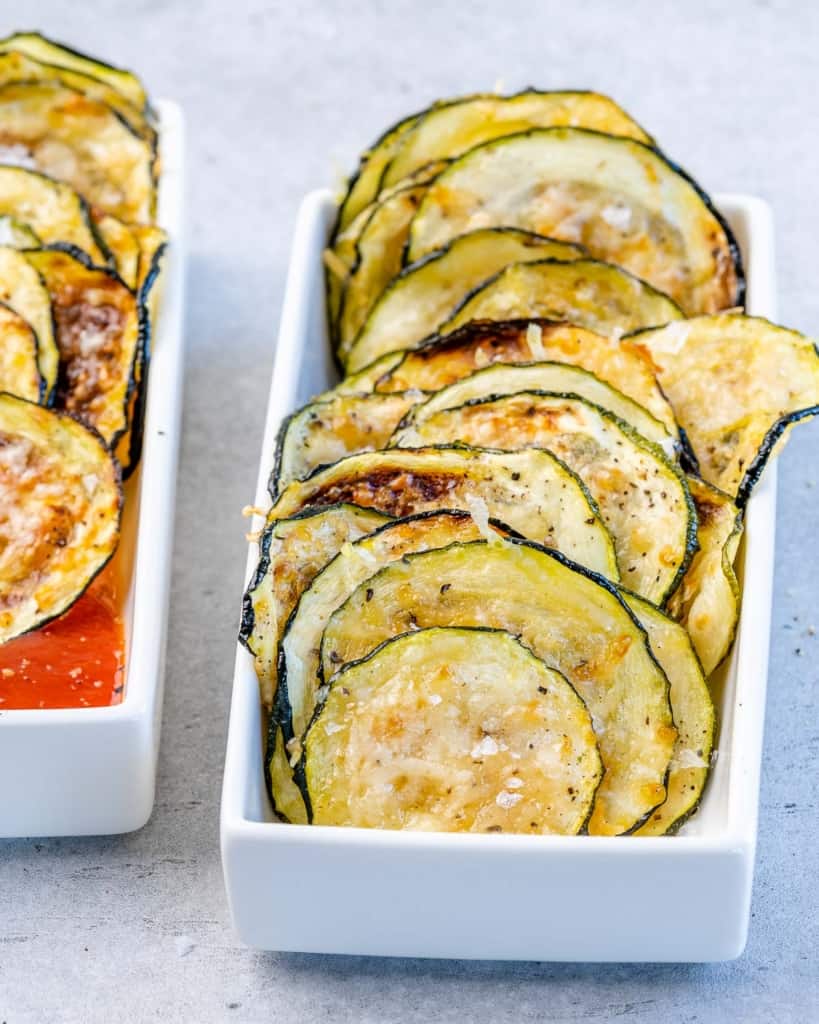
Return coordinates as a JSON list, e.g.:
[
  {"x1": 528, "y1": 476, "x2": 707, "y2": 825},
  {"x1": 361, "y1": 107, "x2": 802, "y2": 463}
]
[
  {"x1": 0, "y1": 34, "x2": 166, "y2": 646},
  {"x1": 241, "y1": 89, "x2": 819, "y2": 836}
]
